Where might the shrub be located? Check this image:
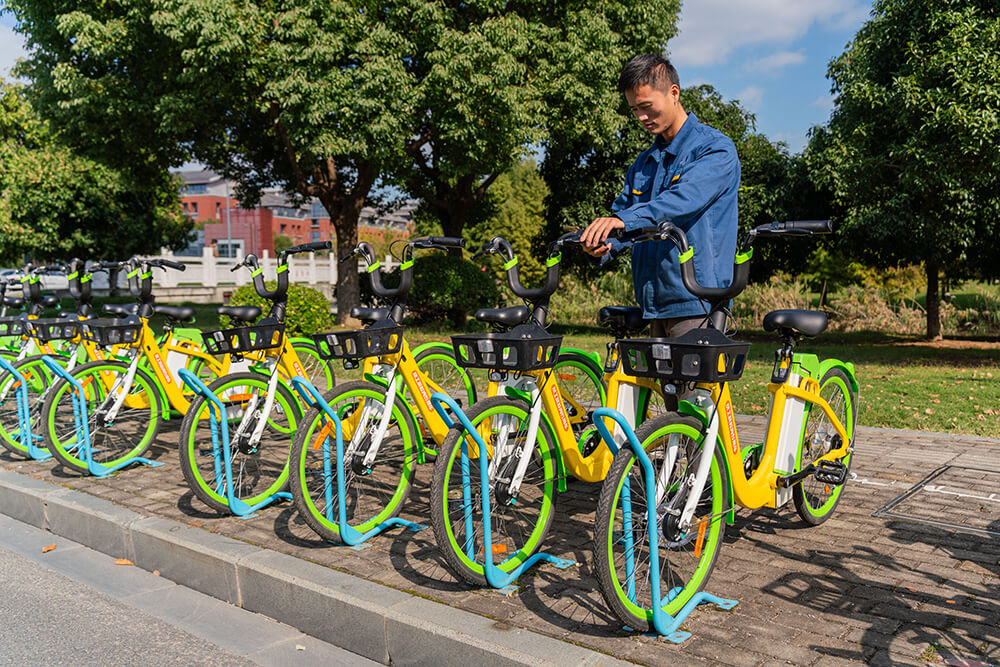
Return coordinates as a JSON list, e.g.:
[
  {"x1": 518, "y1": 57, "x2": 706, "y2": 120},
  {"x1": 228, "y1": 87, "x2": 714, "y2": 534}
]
[
  {"x1": 732, "y1": 273, "x2": 811, "y2": 331},
  {"x1": 360, "y1": 255, "x2": 500, "y2": 326},
  {"x1": 550, "y1": 259, "x2": 636, "y2": 327},
  {"x1": 825, "y1": 285, "x2": 928, "y2": 334},
  {"x1": 222, "y1": 281, "x2": 333, "y2": 336}
]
